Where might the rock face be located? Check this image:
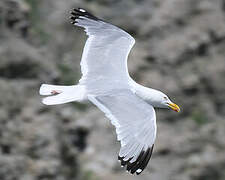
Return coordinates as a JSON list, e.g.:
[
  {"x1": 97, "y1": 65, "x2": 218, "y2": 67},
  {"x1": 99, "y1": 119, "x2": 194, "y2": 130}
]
[{"x1": 0, "y1": 0, "x2": 225, "y2": 180}]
